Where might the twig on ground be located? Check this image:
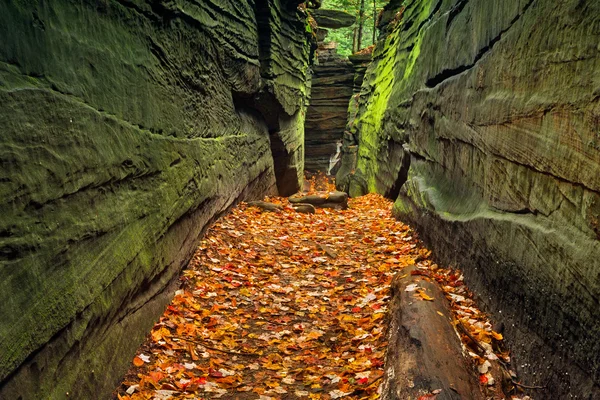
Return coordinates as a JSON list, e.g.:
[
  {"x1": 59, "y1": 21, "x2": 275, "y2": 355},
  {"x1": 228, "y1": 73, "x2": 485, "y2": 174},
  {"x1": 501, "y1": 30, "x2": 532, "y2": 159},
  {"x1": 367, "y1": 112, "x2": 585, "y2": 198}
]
[
  {"x1": 367, "y1": 374, "x2": 384, "y2": 387},
  {"x1": 456, "y1": 322, "x2": 545, "y2": 393},
  {"x1": 456, "y1": 320, "x2": 487, "y2": 355},
  {"x1": 511, "y1": 380, "x2": 546, "y2": 390}
]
